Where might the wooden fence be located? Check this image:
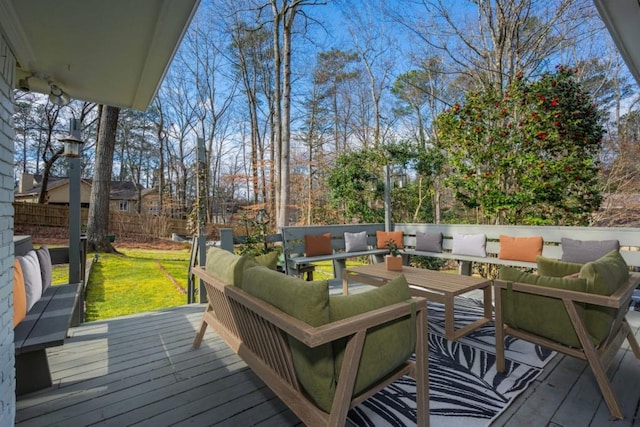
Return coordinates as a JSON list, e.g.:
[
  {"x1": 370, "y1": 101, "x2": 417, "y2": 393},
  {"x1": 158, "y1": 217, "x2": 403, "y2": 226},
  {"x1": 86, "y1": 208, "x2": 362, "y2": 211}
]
[{"x1": 14, "y1": 202, "x2": 191, "y2": 238}]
